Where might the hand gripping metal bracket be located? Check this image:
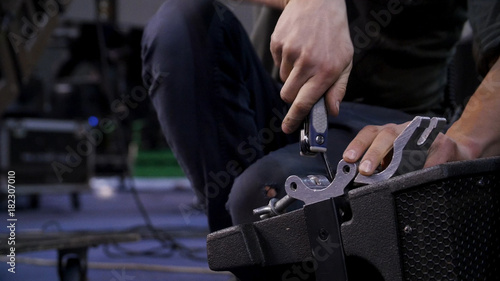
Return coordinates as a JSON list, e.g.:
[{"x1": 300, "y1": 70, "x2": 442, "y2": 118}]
[
  {"x1": 254, "y1": 116, "x2": 446, "y2": 219},
  {"x1": 284, "y1": 116, "x2": 446, "y2": 205}
]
